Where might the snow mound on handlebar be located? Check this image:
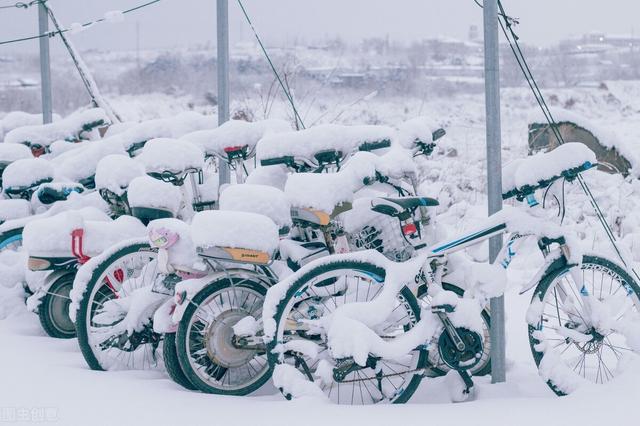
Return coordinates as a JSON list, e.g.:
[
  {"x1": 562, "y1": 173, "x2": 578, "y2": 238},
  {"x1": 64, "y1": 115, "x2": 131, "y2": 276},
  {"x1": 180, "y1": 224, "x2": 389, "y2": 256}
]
[
  {"x1": 191, "y1": 210, "x2": 279, "y2": 253},
  {"x1": 0, "y1": 144, "x2": 32, "y2": 163},
  {"x1": 127, "y1": 176, "x2": 182, "y2": 215},
  {"x1": 502, "y1": 142, "x2": 596, "y2": 194},
  {"x1": 2, "y1": 158, "x2": 54, "y2": 190},
  {"x1": 136, "y1": 138, "x2": 204, "y2": 174},
  {"x1": 396, "y1": 116, "x2": 439, "y2": 149},
  {"x1": 4, "y1": 108, "x2": 108, "y2": 147},
  {"x1": 256, "y1": 123, "x2": 395, "y2": 162},
  {"x1": 95, "y1": 155, "x2": 146, "y2": 196},
  {"x1": 219, "y1": 183, "x2": 292, "y2": 229},
  {"x1": 182, "y1": 119, "x2": 291, "y2": 157}
]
